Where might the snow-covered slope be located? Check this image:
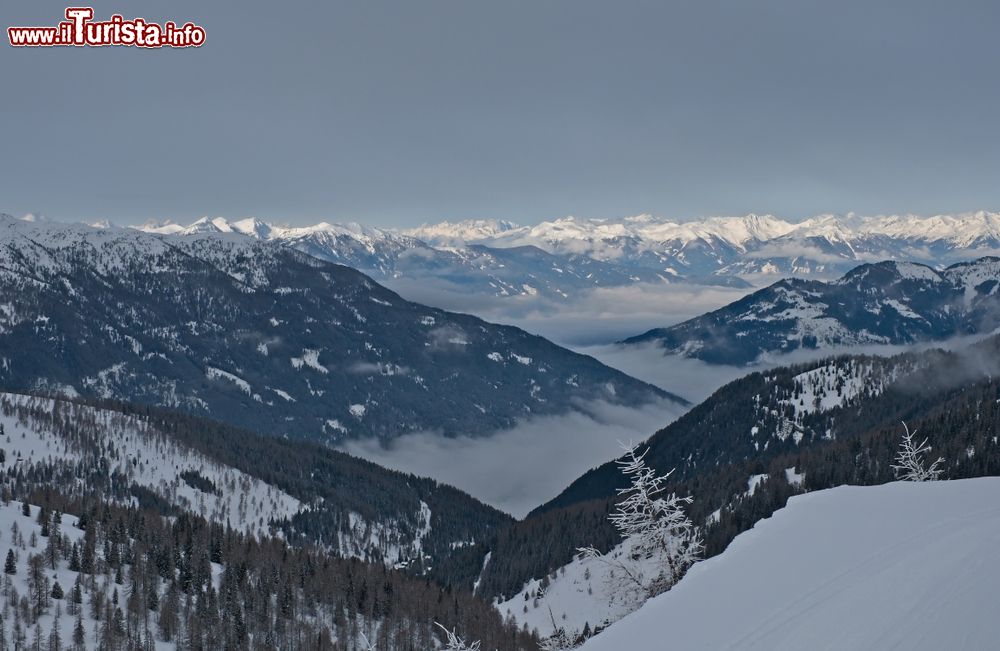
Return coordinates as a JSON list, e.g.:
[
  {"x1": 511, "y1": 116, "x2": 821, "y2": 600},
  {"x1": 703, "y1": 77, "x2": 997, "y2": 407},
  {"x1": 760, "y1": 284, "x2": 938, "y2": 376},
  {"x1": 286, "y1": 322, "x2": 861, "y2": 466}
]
[
  {"x1": 582, "y1": 478, "x2": 1000, "y2": 650},
  {"x1": 0, "y1": 391, "x2": 507, "y2": 573},
  {"x1": 495, "y1": 536, "x2": 659, "y2": 643},
  {"x1": 0, "y1": 392, "x2": 301, "y2": 538}
]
